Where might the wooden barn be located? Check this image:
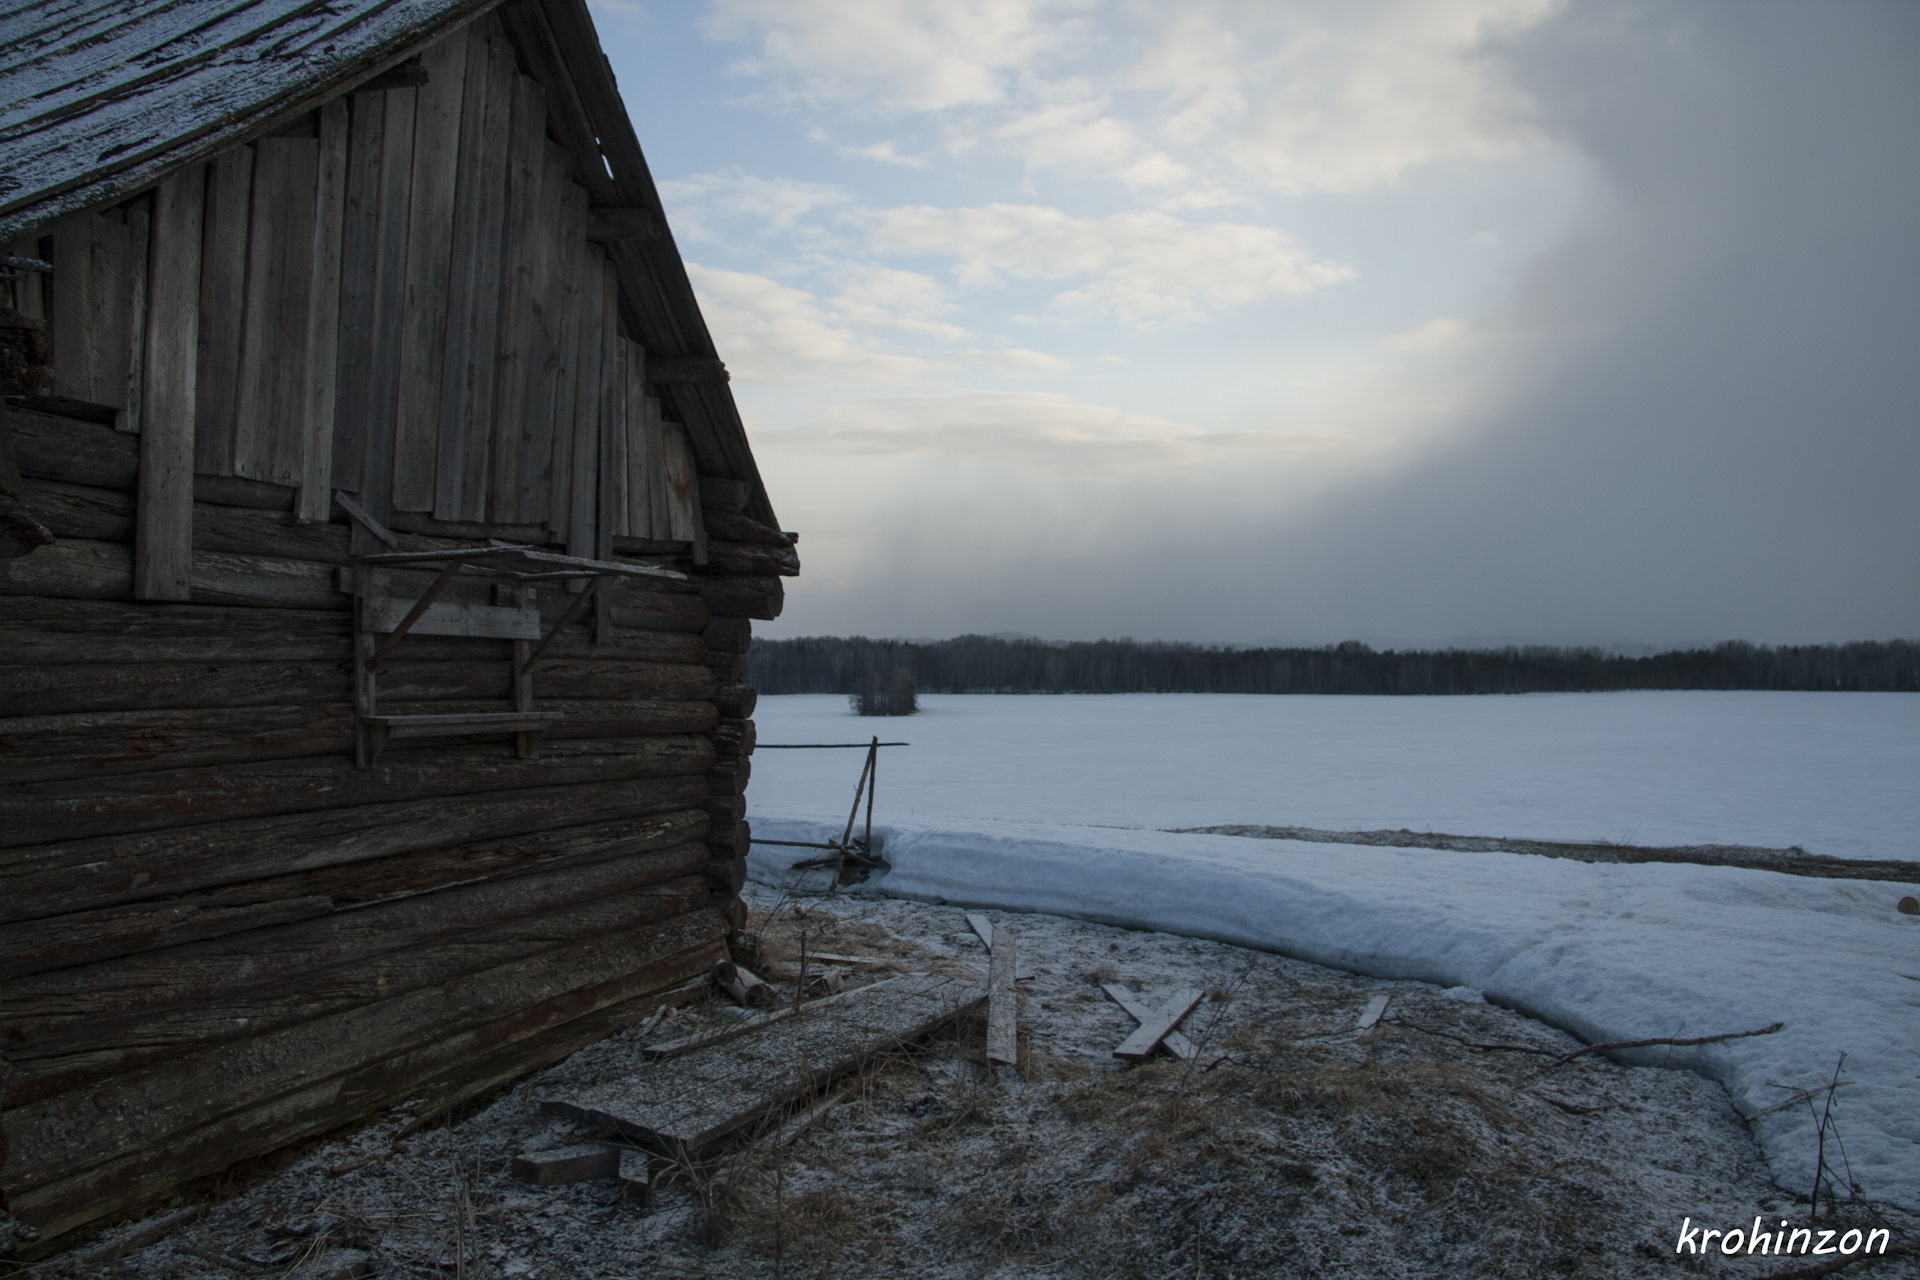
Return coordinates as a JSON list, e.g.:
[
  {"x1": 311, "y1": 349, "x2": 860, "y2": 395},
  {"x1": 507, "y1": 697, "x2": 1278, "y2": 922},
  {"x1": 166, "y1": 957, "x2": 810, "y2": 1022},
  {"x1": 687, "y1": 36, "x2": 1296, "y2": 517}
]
[{"x1": 0, "y1": 0, "x2": 798, "y2": 1252}]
